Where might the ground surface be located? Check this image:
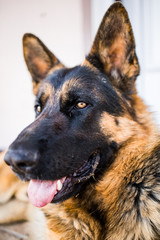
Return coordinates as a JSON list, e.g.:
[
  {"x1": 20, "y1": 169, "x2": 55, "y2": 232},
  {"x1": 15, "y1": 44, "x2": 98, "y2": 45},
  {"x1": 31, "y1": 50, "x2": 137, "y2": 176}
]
[{"x1": 0, "y1": 222, "x2": 31, "y2": 240}]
